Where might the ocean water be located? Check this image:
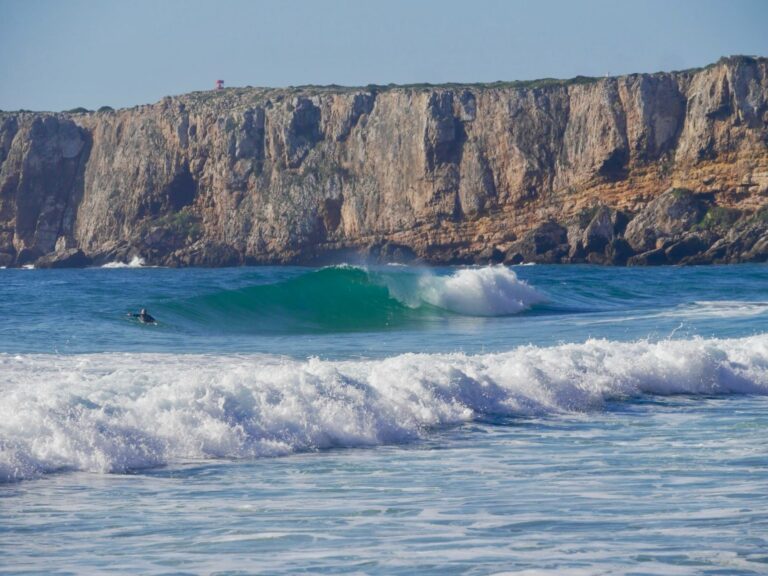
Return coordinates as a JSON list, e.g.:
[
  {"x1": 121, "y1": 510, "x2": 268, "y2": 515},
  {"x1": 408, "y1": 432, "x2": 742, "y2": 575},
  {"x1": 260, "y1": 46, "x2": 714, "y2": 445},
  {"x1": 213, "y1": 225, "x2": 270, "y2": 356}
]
[{"x1": 1, "y1": 263, "x2": 767, "y2": 575}]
